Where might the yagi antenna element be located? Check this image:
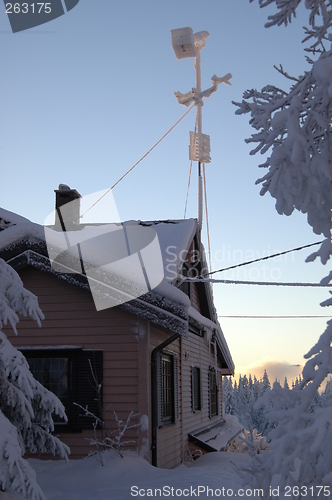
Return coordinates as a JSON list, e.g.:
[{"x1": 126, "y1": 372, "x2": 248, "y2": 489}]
[{"x1": 171, "y1": 27, "x2": 199, "y2": 60}]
